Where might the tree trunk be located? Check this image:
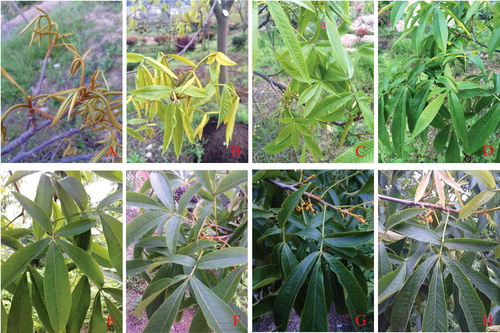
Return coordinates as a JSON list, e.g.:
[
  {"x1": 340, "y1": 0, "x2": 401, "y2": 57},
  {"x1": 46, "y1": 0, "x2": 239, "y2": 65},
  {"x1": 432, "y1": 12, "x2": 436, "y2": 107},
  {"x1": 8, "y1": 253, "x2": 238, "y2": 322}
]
[{"x1": 213, "y1": 0, "x2": 234, "y2": 85}]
